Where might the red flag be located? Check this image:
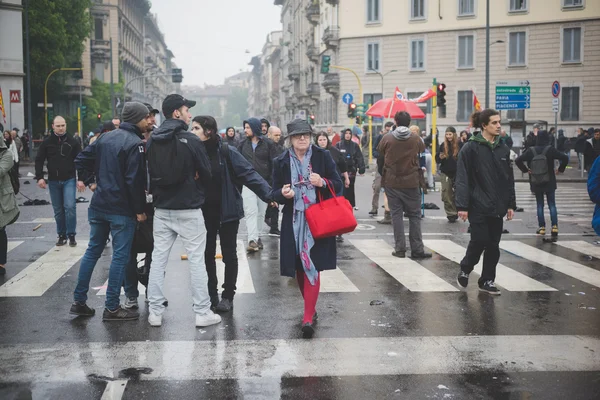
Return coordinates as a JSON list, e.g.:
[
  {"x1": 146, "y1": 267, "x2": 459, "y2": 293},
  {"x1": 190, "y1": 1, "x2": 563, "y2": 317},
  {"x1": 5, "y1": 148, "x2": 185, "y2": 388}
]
[
  {"x1": 409, "y1": 89, "x2": 436, "y2": 103},
  {"x1": 393, "y1": 87, "x2": 405, "y2": 101},
  {"x1": 473, "y1": 93, "x2": 482, "y2": 111}
]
